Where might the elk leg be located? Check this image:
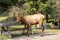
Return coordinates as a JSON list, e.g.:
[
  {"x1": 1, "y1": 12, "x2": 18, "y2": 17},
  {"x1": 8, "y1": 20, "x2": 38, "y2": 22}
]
[
  {"x1": 39, "y1": 21, "x2": 44, "y2": 36},
  {"x1": 41, "y1": 25, "x2": 44, "y2": 36},
  {"x1": 23, "y1": 25, "x2": 26, "y2": 33},
  {"x1": 30, "y1": 26, "x2": 33, "y2": 35},
  {"x1": 27, "y1": 24, "x2": 31, "y2": 37}
]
